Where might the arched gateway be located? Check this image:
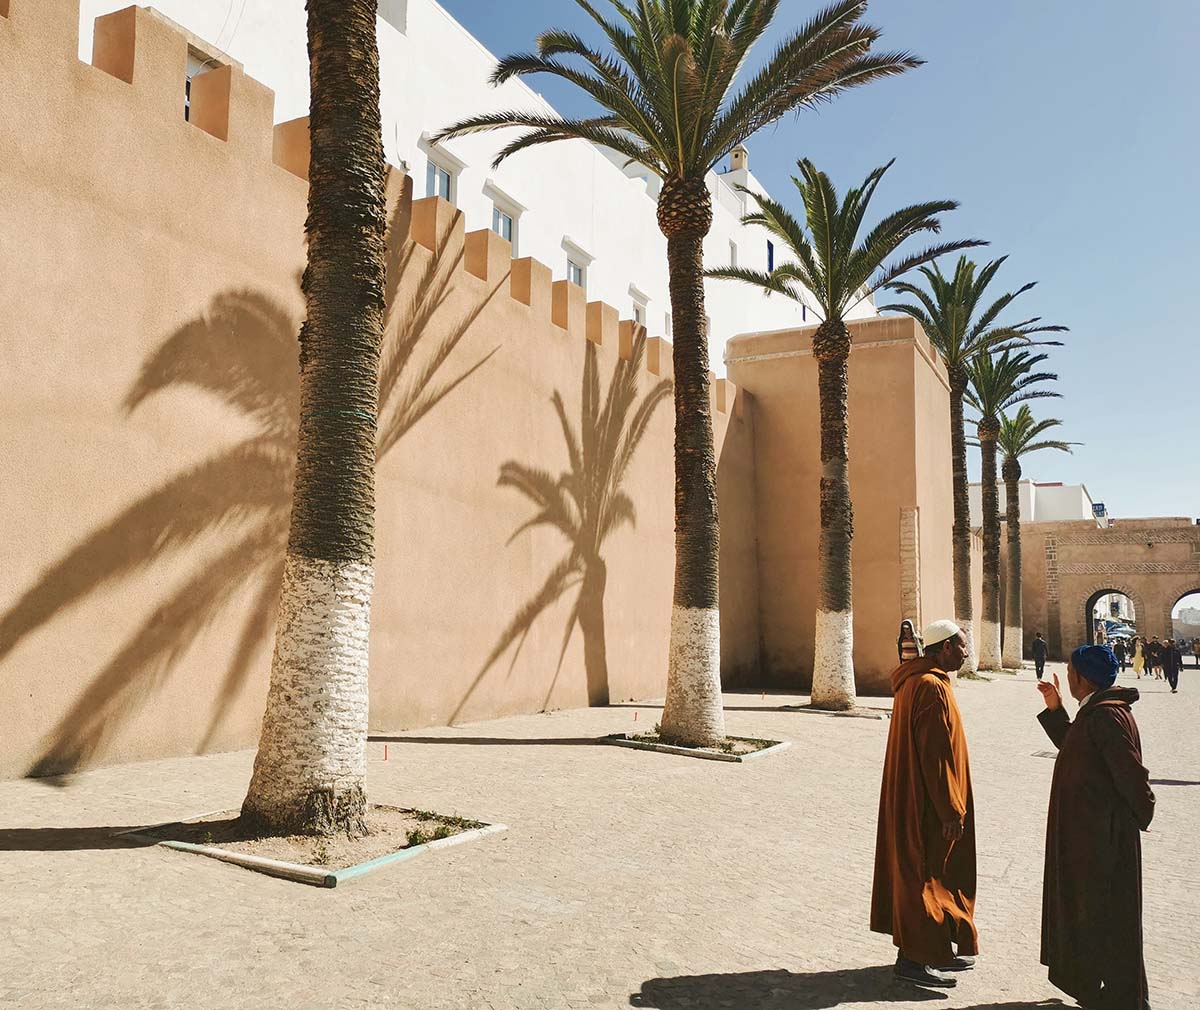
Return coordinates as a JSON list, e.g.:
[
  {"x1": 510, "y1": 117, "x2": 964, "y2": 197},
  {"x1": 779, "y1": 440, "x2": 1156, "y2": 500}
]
[
  {"x1": 1015, "y1": 518, "x2": 1200, "y2": 660},
  {"x1": 1079, "y1": 584, "x2": 1144, "y2": 646}
]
